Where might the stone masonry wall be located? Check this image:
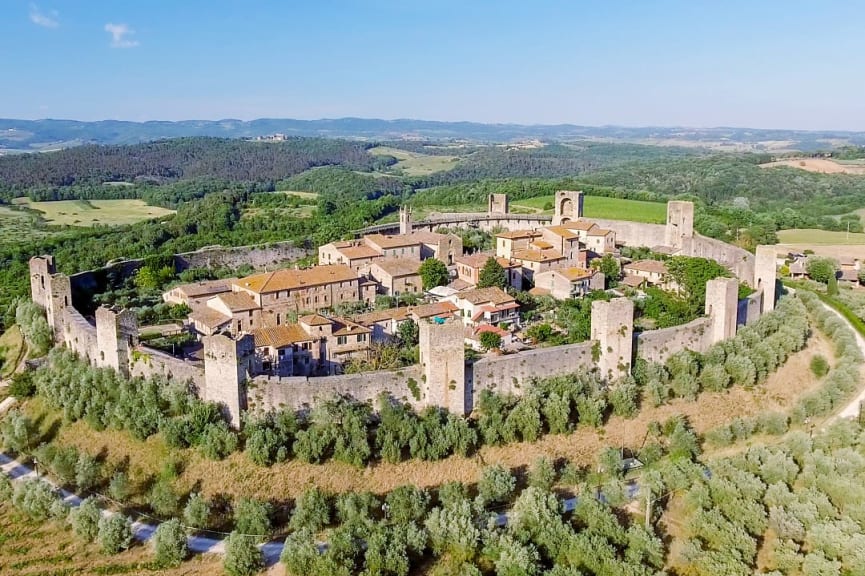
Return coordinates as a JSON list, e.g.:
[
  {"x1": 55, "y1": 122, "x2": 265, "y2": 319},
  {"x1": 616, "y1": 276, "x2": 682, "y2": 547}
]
[
  {"x1": 248, "y1": 365, "x2": 423, "y2": 414},
  {"x1": 635, "y1": 317, "x2": 712, "y2": 364},
  {"x1": 175, "y1": 241, "x2": 309, "y2": 271},
  {"x1": 470, "y1": 341, "x2": 595, "y2": 399},
  {"x1": 129, "y1": 345, "x2": 205, "y2": 385},
  {"x1": 61, "y1": 307, "x2": 98, "y2": 363}
]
